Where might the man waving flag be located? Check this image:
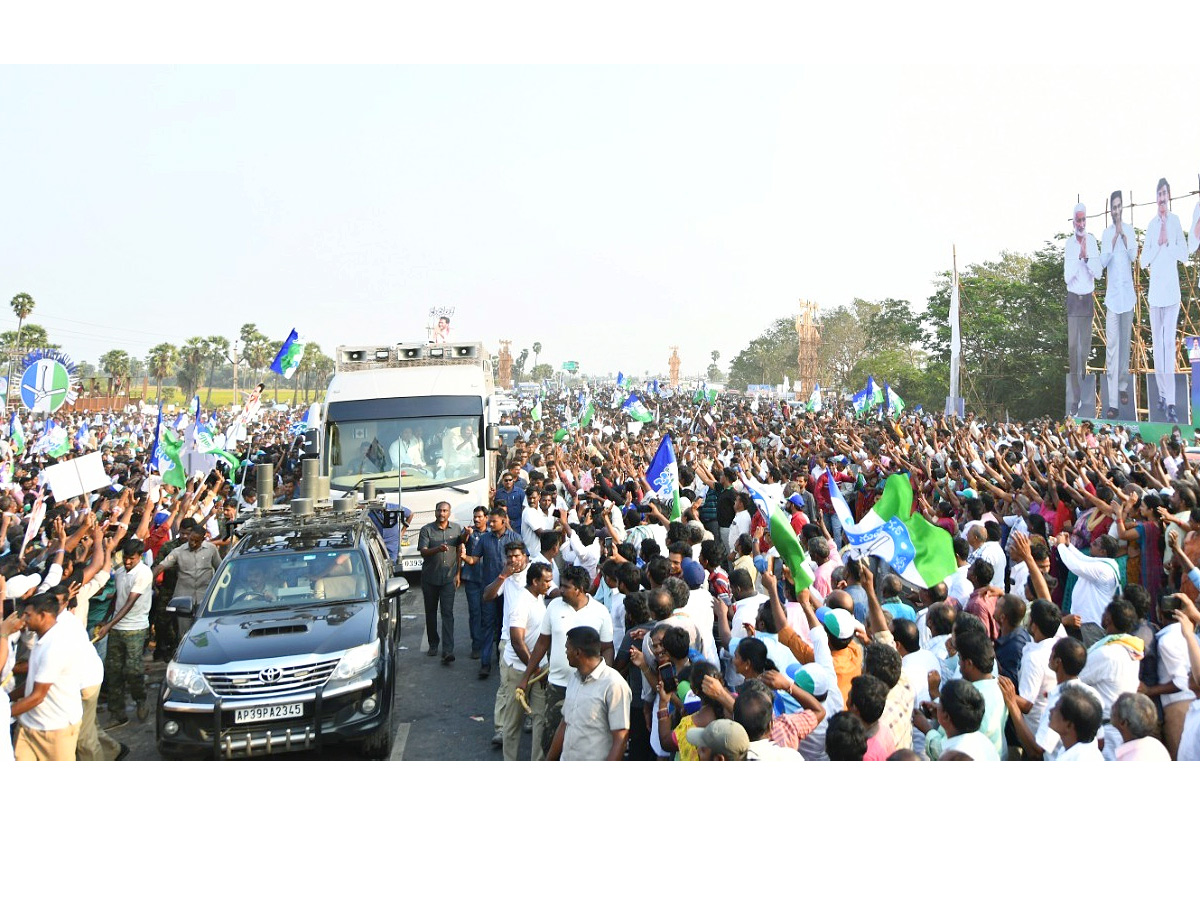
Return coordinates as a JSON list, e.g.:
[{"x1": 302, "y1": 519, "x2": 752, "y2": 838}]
[{"x1": 644, "y1": 434, "x2": 681, "y2": 520}]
